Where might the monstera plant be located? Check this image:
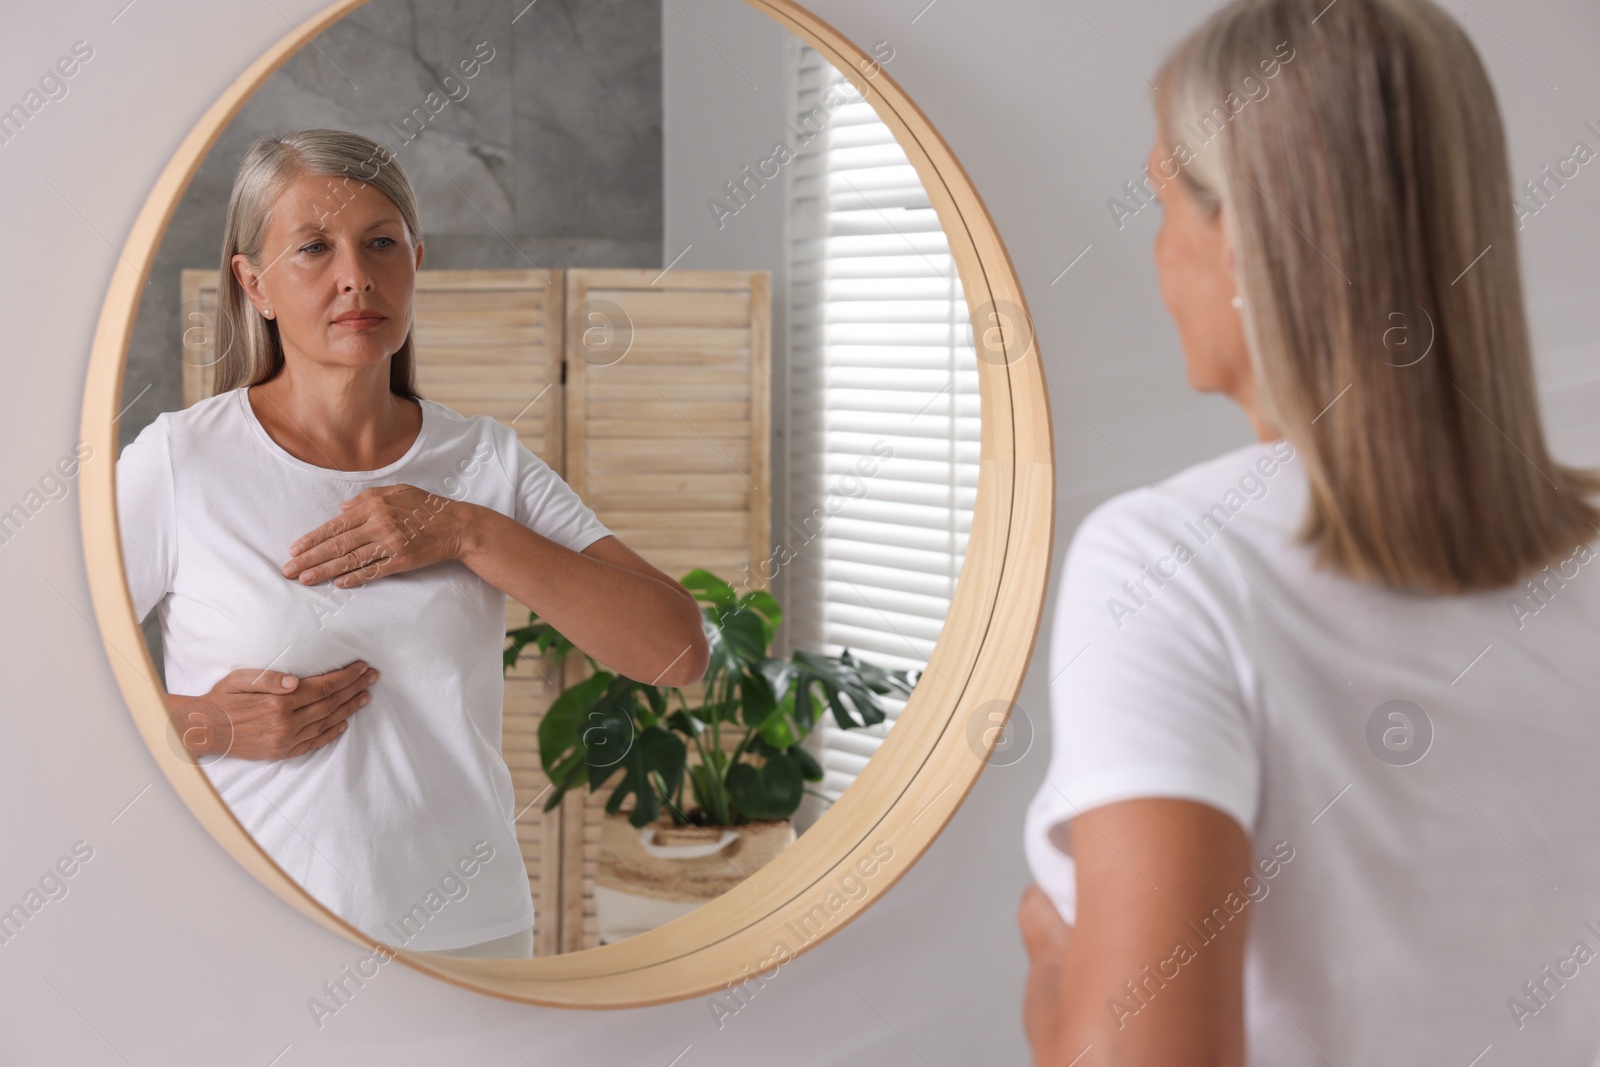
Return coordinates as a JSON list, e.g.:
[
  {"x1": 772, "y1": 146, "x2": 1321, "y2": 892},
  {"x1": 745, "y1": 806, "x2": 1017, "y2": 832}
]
[{"x1": 504, "y1": 568, "x2": 920, "y2": 830}]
